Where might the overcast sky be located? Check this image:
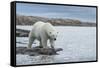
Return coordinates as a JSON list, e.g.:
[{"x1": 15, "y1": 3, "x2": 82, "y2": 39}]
[{"x1": 16, "y1": 3, "x2": 96, "y2": 23}]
